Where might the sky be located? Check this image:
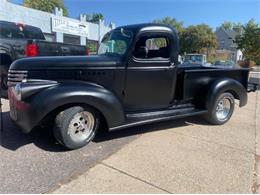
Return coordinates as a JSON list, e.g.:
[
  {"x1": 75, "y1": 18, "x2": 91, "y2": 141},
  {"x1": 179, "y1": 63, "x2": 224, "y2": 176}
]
[{"x1": 11, "y1": 0, "x2": 260, "y2": 30}]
